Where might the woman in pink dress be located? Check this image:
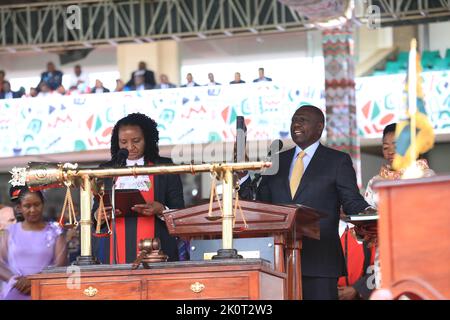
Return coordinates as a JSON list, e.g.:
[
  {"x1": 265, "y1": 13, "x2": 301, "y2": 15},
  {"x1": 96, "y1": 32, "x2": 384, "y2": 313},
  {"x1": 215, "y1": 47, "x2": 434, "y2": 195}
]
[{"x1": 0, "y1": 187, "x2": 66, "y2": 300}]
